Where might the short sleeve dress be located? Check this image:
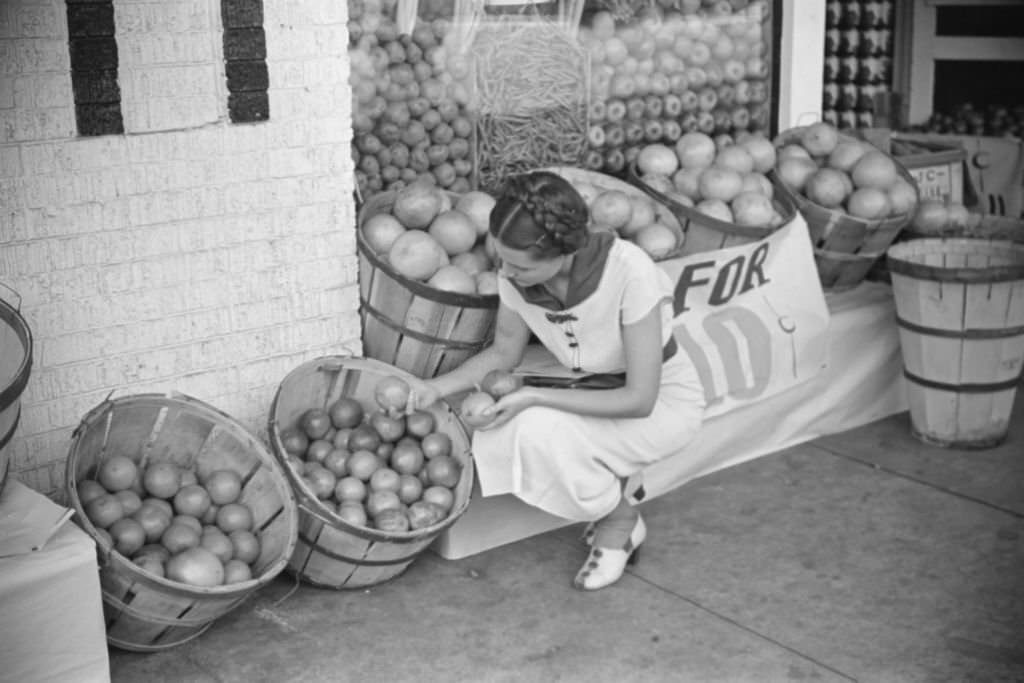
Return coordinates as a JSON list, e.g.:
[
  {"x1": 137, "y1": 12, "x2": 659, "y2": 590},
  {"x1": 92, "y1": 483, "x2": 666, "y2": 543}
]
[{"x1": 472, "y1": 232, "x2": 706, "y2": 523}]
